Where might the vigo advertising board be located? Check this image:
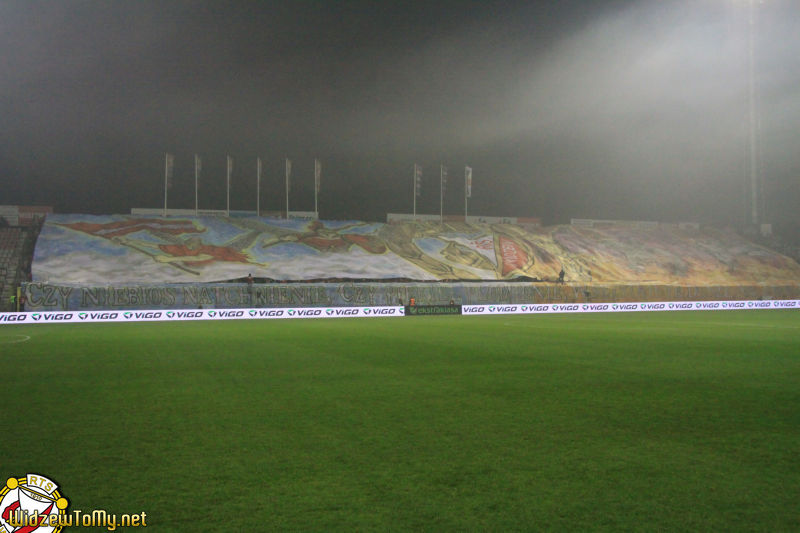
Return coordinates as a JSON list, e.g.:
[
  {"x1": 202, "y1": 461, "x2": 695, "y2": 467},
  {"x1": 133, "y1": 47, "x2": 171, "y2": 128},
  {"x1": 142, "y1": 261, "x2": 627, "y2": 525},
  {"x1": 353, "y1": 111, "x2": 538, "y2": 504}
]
[
  {"x1": 459, "y1": 300, "x2": 798, "y2": 315},
  {"x1": 0, "y1": 306, "x2": 406, "y2": 324}
]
